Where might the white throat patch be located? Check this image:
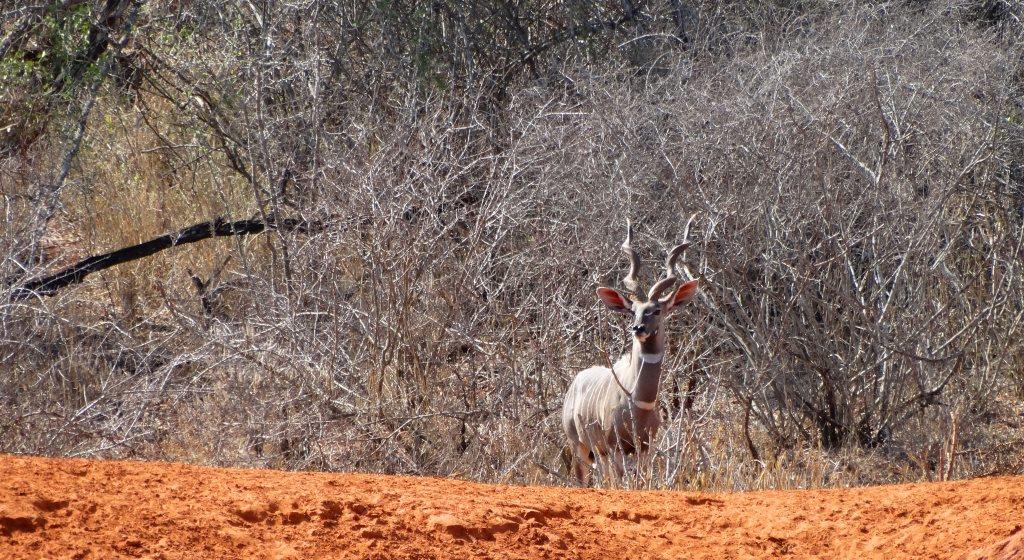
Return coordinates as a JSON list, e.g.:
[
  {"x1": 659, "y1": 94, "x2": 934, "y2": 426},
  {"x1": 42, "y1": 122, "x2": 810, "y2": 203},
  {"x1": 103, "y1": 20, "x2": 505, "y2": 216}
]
[
  {"x1": 639, "y1": 352, "x2": 663, "y2": 364},
  {"x1": 633, "y1": 399, "x2": 657, "y2": 410}
]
